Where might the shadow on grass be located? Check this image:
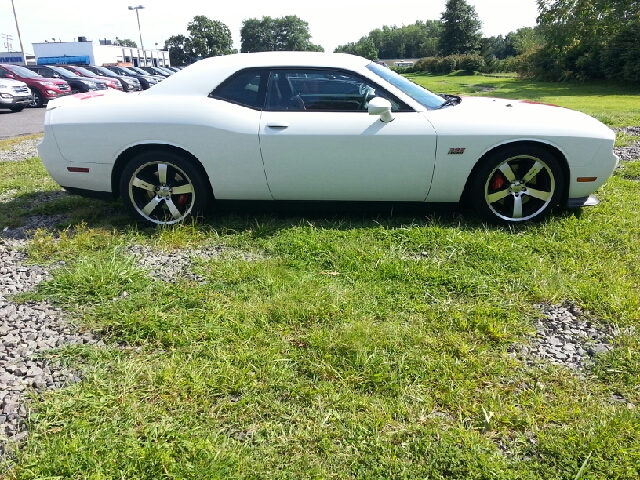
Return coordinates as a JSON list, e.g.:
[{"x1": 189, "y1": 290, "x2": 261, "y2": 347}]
[{"x1": 0, "y1": 187, "x2": 585, "y2": 242}]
